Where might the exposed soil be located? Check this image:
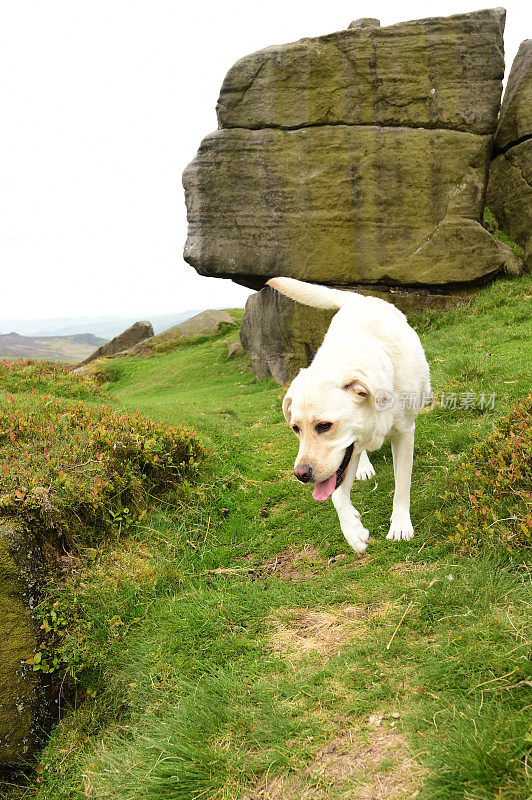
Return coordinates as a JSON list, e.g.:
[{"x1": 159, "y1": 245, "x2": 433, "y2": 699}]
[
  {"x1": 243, "y1": 715, "x2": 422, "y2": 799},
  {"x1": 268, "y1": 602, "x2": 393, "y2": 661}
]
